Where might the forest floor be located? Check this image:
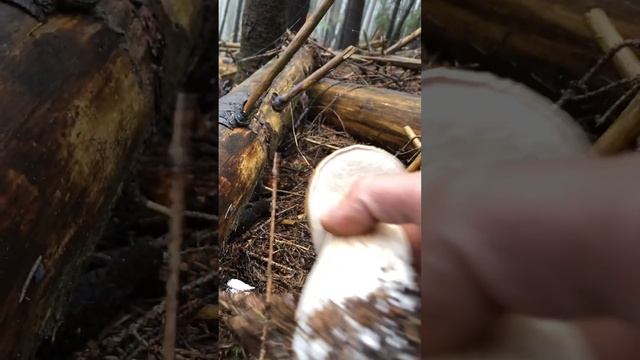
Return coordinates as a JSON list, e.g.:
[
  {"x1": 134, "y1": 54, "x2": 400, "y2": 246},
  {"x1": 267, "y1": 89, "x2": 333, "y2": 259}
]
[{"x1": 218, "y1": 42, "x2": 421, "y2": 359}]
